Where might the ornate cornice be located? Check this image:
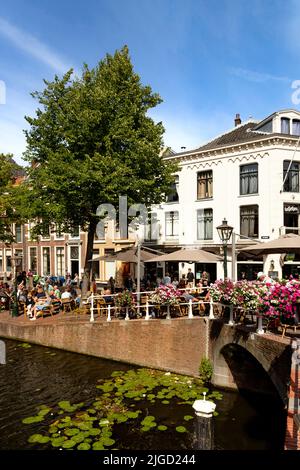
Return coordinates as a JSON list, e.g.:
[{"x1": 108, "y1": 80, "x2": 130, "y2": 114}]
[{"x1": 165, "y1": 135, "x2": 299, "y2": 166}]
